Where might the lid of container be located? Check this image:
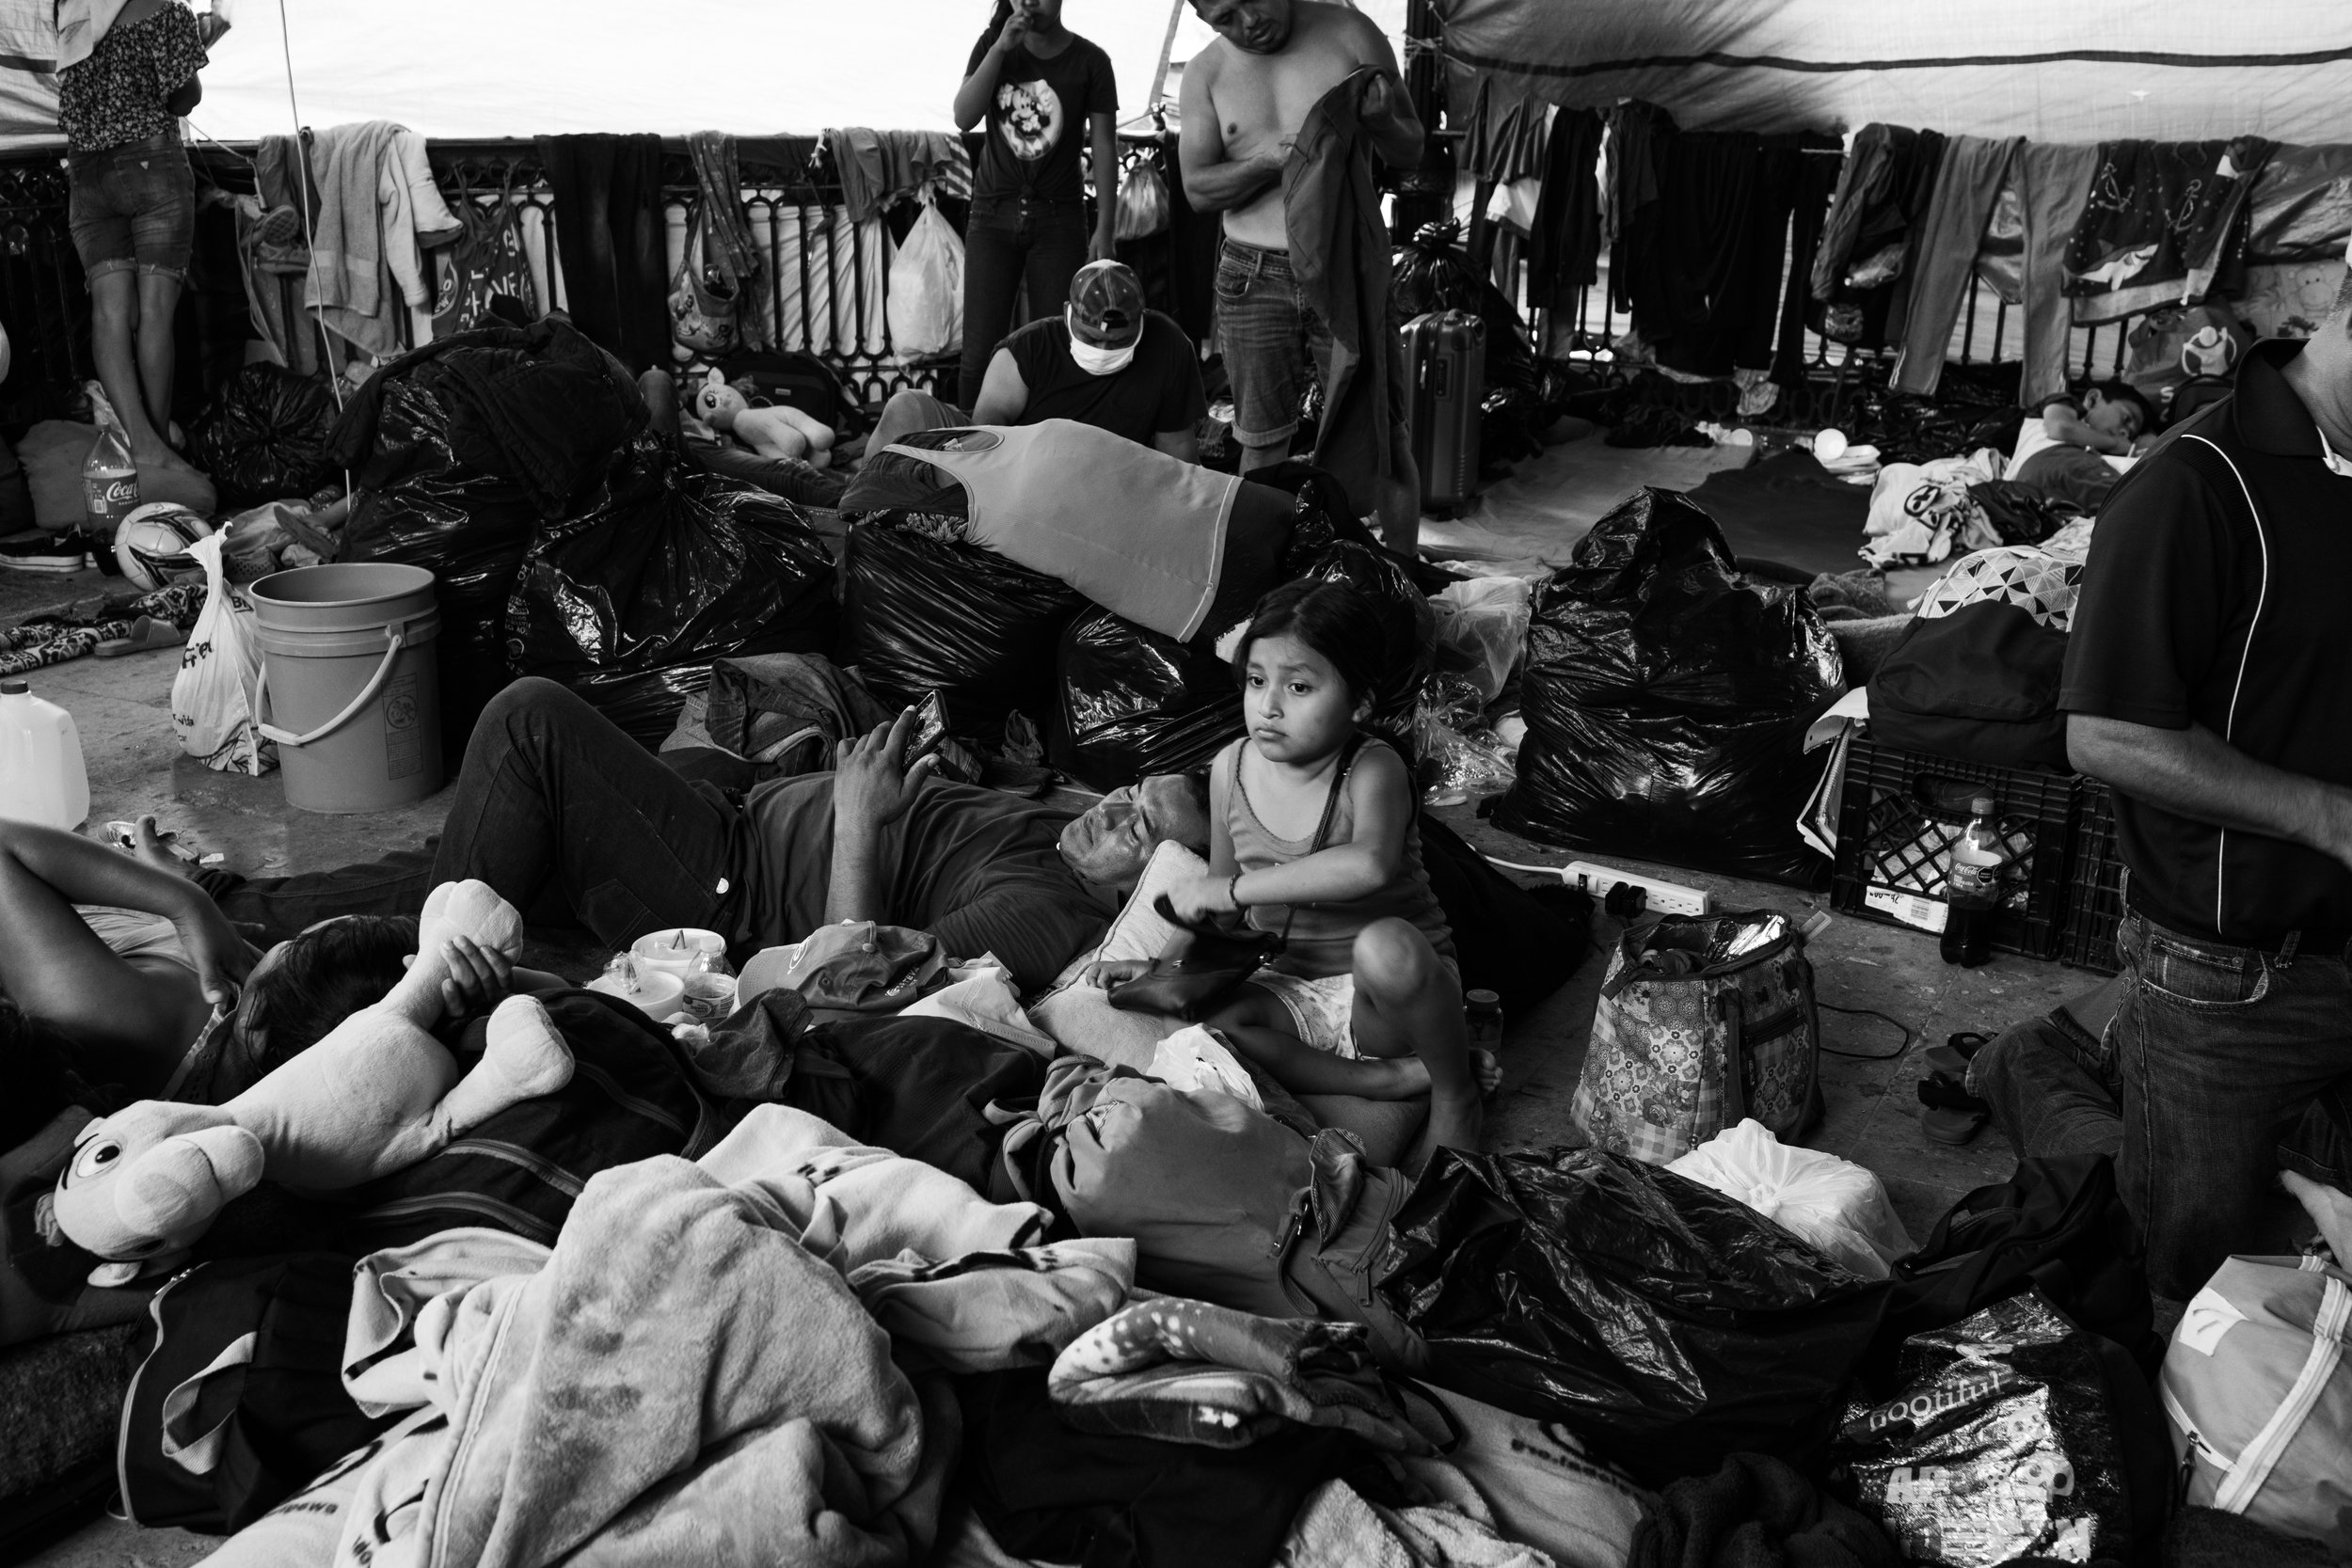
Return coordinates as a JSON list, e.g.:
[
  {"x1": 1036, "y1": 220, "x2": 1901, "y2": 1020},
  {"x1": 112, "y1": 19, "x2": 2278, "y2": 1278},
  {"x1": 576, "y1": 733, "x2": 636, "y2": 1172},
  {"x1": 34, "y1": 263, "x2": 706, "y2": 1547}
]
[
  {"x1": 1971, "y1": 795, "x2": 1996, "y2": 816},
  {"x1": 1465, "y1": 988, "x2": 1502, "y2": 1006},
  {"x1": 0, "y1": 678, "x2": 26, "y2": 694}
]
